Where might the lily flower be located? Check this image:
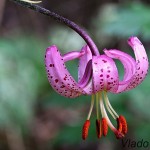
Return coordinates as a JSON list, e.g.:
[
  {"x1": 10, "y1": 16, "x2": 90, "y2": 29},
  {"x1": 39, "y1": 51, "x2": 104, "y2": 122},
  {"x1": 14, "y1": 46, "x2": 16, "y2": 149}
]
[
  {"x1": 45, "y1": 36, "x2": 148, "y2": 139},
  {"x1": 10, "y1": 0, "x2": 149, "y2": 141}
]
